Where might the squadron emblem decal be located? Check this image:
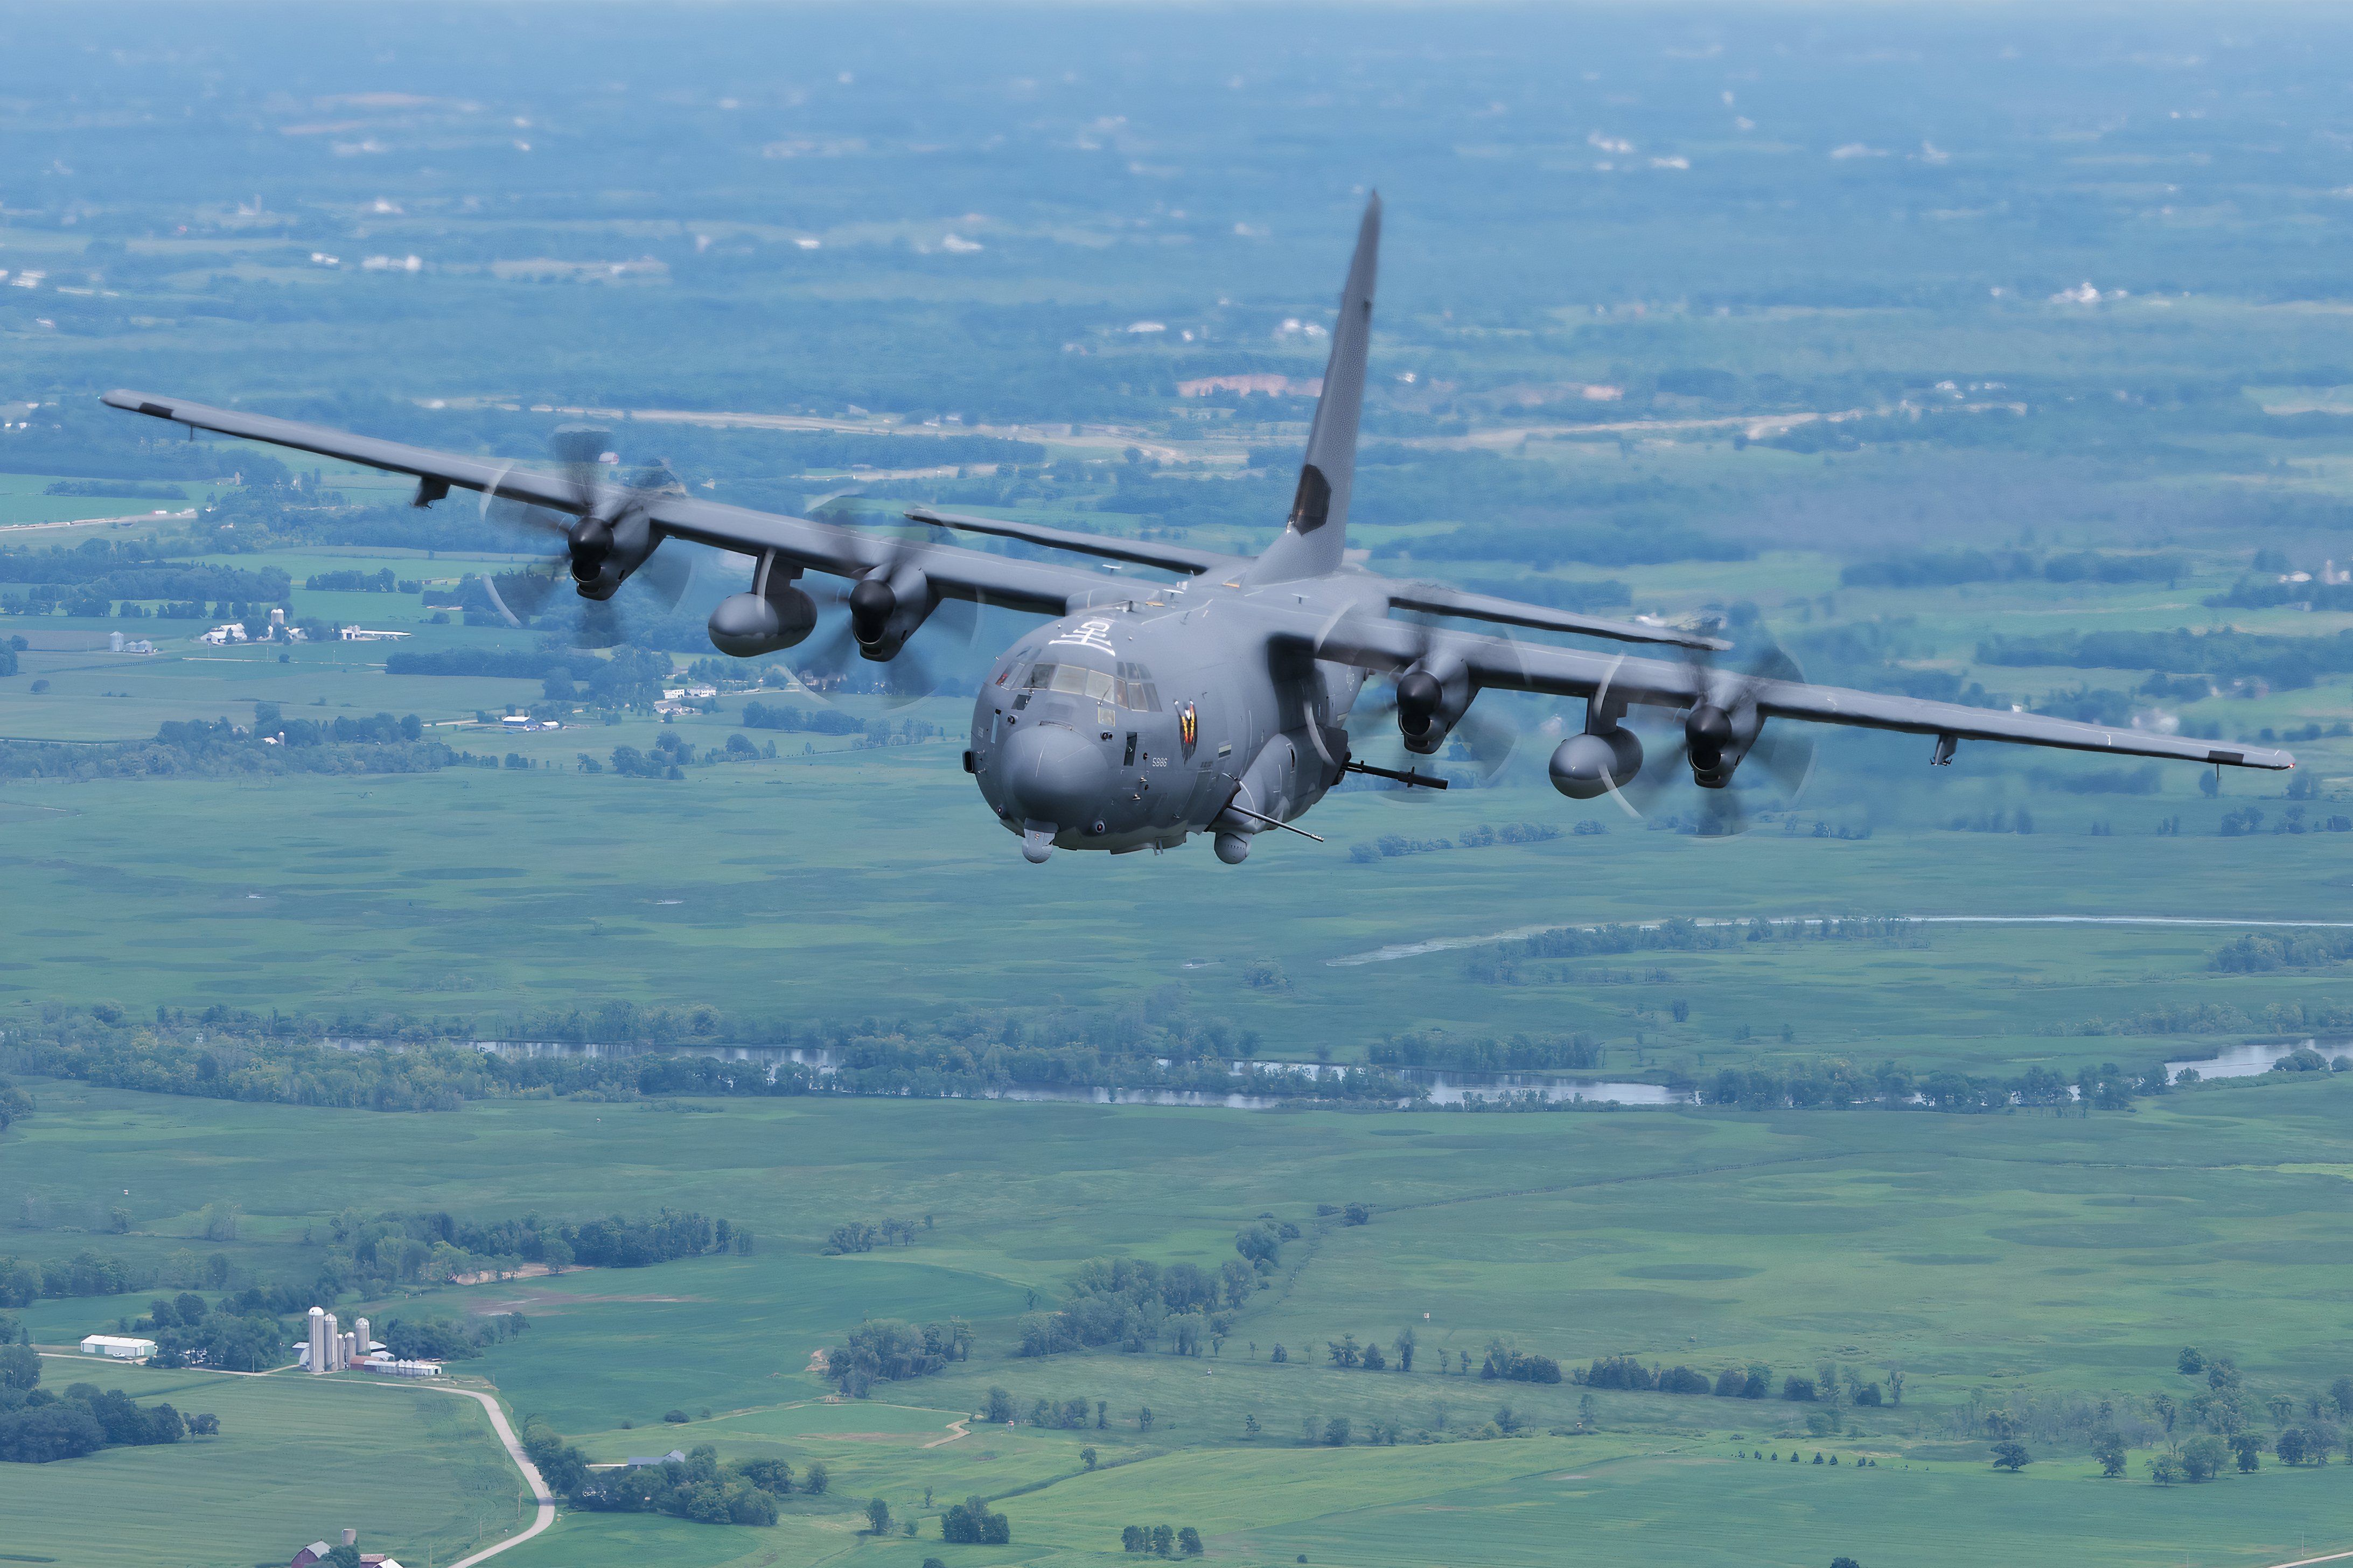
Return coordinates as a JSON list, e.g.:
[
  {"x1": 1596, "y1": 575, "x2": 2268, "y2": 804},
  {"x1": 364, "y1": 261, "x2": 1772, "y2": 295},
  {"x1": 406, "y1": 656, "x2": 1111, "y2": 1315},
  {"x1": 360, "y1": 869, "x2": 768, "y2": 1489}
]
[
  {"x1": 1178, "y1": 701, "x2": 1198, "y2": 751},
  {"x1": 1048, "y1": 618, "x2": 1117, "y2": 655}
]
